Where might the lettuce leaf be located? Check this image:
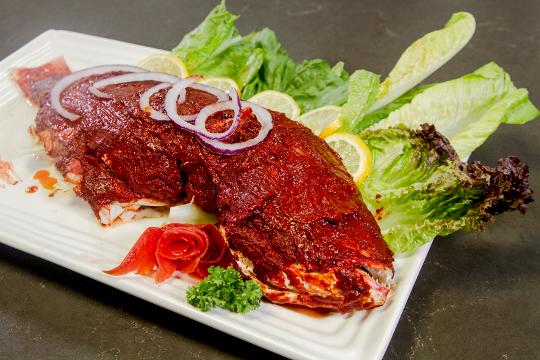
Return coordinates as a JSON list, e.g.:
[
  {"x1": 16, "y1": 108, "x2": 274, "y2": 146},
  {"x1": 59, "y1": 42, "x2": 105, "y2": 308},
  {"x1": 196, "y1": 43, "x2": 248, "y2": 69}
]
[
  {"x1": 372, "y1": 12, "x2": 476, "y2": 111},
  {"x1": 173, "y1": 3, "x2": 294, "y2": 95},
  {"x1": 240, "y1": 29, "x2": 296, "y2": 98},
  {"x1": 352, "y1": 85, "x2": 432, "y2": 133},
  {"x1": 285, "y1": 60, "x2": 350, "y2": 113},
  {"x1": 173, "y1": 2, "x2": 240, "y2": 73},
  {"x1": 173, "y1": 2, "x2": 348, "y2": 113},
  {"x1": 359, "y1": 125, "x2": 533, "y2": 253},
  {"x1": 340, "y1": 70, "x2": 380, "y2": 131},
  {"x1": 369, "y1": 62, "x2": 540, "y2": 158}
]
